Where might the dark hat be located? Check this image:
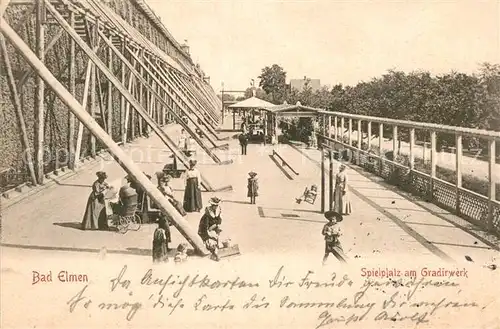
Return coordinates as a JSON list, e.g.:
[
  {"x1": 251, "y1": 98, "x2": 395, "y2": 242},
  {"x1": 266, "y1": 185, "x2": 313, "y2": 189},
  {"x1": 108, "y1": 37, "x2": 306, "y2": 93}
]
[
  {"x1": 209, "y1": 197, "x2": 221, "y2": 206},
  {"x1": 324, "y1": 211, "x2": 343, "y2": 222},
  {"x1": 96, "y1": 171, "x2": 107, "y2": 179},
  {"x1": 248, "y1": 171, "x2": 257, "y2": 177},
  {"x1": 156, "y1": 171, "x2": 165, "y2": 181},
  {"x1": 125, "y1": 175, "x2": 132, "y2": 182}
]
